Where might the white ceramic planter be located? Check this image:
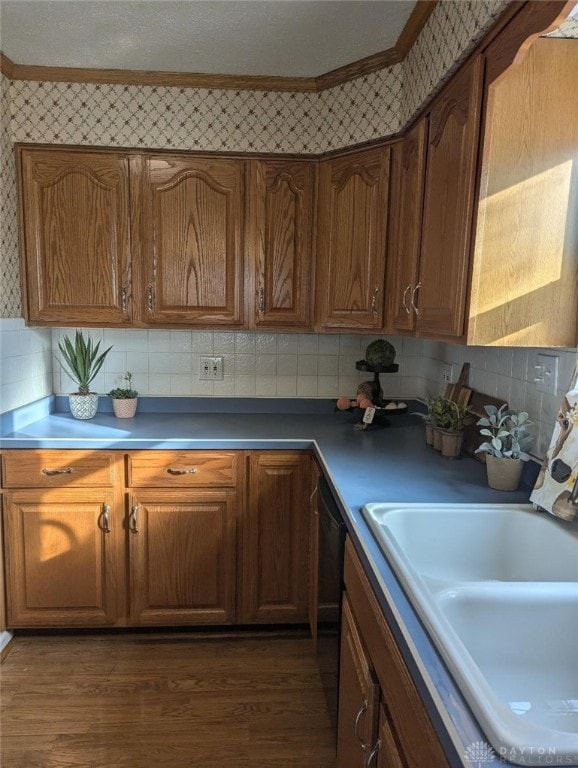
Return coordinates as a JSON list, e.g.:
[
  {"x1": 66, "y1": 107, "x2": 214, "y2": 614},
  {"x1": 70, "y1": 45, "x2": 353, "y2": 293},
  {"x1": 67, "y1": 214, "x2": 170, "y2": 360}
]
[
  {"x1": 69, "y1": 392, "x2": 99, "y2": 420},
  {"x1": 112, "y1": 398, "x2": 138, "y2": 418}
]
